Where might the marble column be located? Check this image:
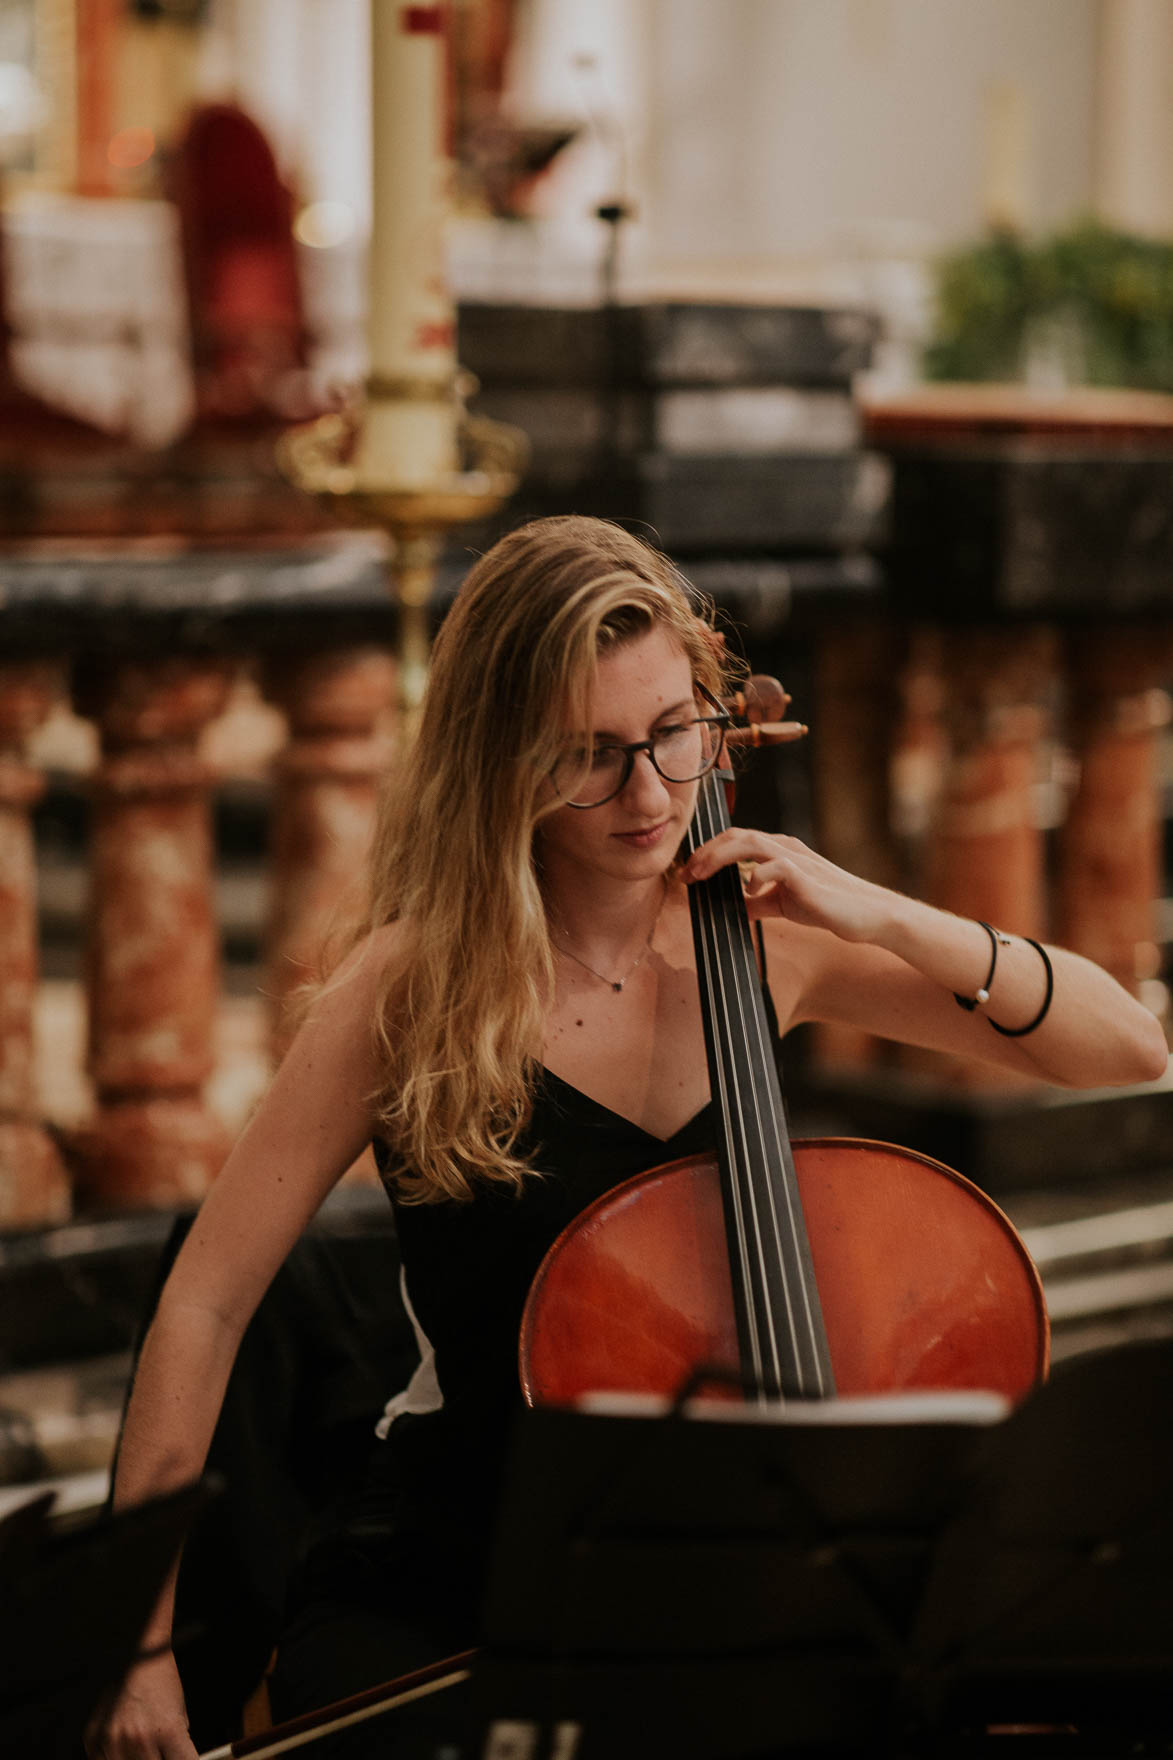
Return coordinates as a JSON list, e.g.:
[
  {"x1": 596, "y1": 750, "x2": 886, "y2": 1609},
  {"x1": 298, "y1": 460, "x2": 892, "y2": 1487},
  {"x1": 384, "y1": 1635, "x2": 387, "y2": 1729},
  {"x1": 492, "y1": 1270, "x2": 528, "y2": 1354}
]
[
  {"x1": 0, "y1": 663, "x2": 72, "y2": 1227},
  {"x1": 72, "y1": 657, "x2": 235, "y2": 1208},
  {"x1": 926, "y1": 628, "x2": 1052, "y2": 942},
  {"x1": 811, "y1": 617, "x2": 902, "y2": 1070},
  {"x1": 1055, "y1": 627, "x2": 1172, "y2": 1000},
  {"x1": 890, "y1": 626, "x2": 949, "y2": 852},
  {"x1": 262, "y1": 647, "x2": 397, "y2": 1055},
  {"x1": 910, "y1": 627, "x2": 1054, "y2": 1090}
]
